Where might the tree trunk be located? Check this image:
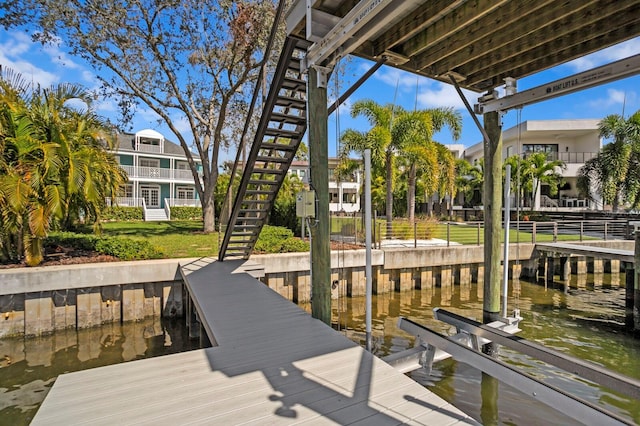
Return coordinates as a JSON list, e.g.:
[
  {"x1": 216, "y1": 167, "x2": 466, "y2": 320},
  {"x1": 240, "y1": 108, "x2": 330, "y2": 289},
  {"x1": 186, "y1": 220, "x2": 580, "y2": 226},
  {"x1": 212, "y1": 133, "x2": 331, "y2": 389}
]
[
  {"x1": 202, "y1": 194, "x2": 216, "y2": 233},
  {"x1": 385, "y1": 150, "x2": 393, "y2": 235},
  {"x1": 408, "y1": 163, "x2": 416, "y2": 223}
]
